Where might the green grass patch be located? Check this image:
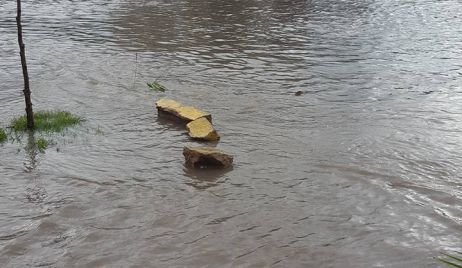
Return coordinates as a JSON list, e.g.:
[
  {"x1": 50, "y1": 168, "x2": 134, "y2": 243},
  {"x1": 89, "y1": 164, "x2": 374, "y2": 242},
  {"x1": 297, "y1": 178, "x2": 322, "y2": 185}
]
[
  {"x1": 0, "y1": 128, "x2": 6, "y2": 143},
  {"x1": 36, "y1": 138, "x2": 49, "y2": 153},
  {"x1": 10, "y1": 110, "x2": 82, "y2": 133},
  {"x1": 147, "y1": 81, "x2": 167, "y2": 92}
]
